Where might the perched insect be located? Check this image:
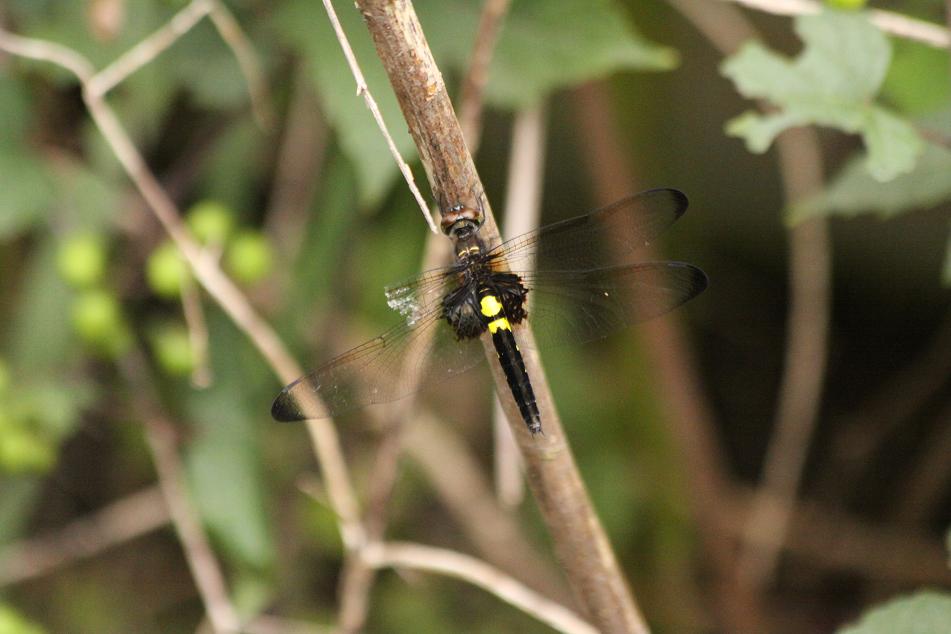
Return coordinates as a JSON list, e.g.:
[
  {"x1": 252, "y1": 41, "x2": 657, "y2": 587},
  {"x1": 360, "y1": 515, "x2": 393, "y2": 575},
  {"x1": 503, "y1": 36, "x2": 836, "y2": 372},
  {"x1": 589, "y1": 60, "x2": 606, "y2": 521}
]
[{"x1": 271, "y1": 188, "x2": 707, "y2": 434}]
